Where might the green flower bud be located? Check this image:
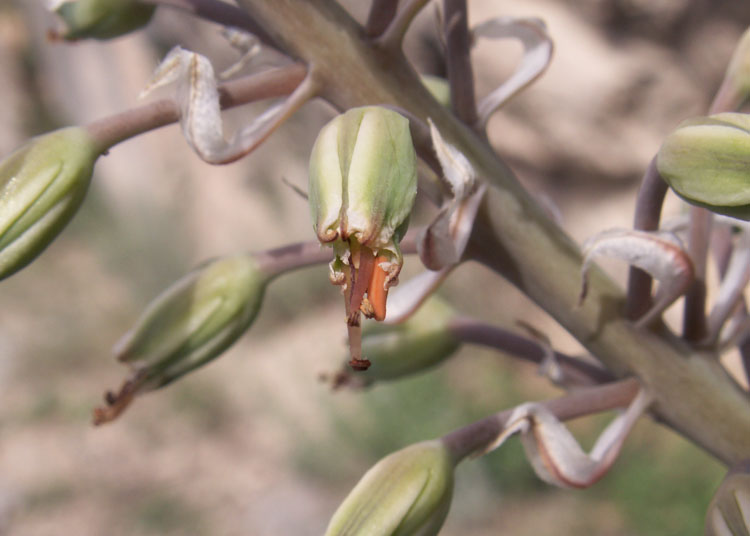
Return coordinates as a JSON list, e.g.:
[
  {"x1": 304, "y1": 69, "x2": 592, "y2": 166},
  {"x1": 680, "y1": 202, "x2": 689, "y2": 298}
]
[
  {"x1": 420, "y1": 75, "x2": 451, "y2": 108},
  {"x1": 309, "y1": 106, "x2": 417, "y2": 290},
  {"x1": 309, "y1": 106, "x2": 417, "y2": 369},
  {"x1": 325, "y1": 440, "x2": 455, "y2": 536},
  {"x1": 52, "y1": 0, "x2": 156, "y2": 41},
  {"x1": 0, "y1": 127, "x2": 99, "y2": 280},
  {"x1": 706, "y1": 460, "x2": 750, "y2": 536},
  {"x1": 657, "y1": 113, "x2": 750, "y2": 219},
  {"x1": 94, "y1": 255, "x2": 267, "y2": 424},
  {"x1": 332, "y1": 297, "x2": 461, "y2": 388},
  {"x1": 714, "y1": 27, "x2": 750, "y2": 111}
]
